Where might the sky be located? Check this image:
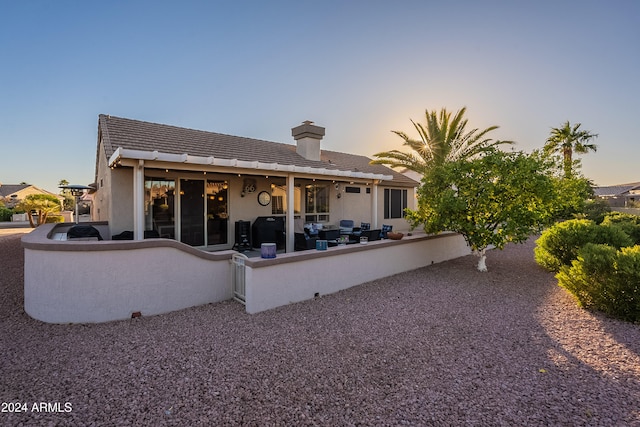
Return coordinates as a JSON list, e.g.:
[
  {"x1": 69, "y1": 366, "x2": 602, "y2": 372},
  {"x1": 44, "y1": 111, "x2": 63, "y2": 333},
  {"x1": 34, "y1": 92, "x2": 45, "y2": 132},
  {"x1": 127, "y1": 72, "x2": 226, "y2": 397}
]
[{"x1": 1, "y1": 0, "x2": 639, "y2": 194}]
